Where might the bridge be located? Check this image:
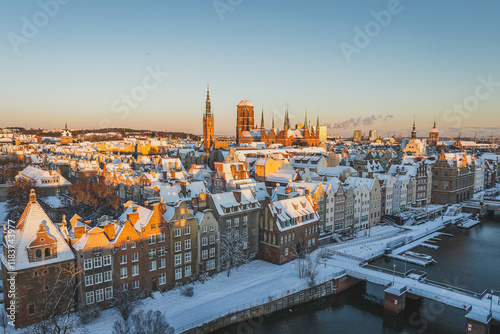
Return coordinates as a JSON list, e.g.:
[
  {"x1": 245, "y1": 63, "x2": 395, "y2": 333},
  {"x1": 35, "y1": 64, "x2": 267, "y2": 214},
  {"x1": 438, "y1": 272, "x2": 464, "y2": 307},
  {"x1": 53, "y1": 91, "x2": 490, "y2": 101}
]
[
  {"x1": 463, "y1": 198, "x2": 500, "y2": 220},
  {"x1": 326, "y1": 253, "x2": 500, "y2": 334}
]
